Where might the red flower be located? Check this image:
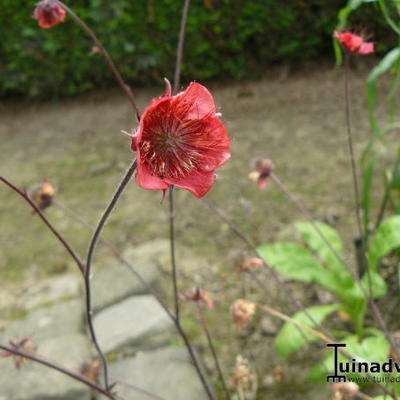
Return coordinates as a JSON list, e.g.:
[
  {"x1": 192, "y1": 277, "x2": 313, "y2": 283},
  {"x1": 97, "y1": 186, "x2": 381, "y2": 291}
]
[
  {"x1": 130, "y1": 81, "x2": 231, "y2": 198},
  {"x1": 334, "y1": 30, "x2": 374, "y2": 55},
  {"x1": 33, "y1": 0, "x2": 66, "y2": 29}
]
